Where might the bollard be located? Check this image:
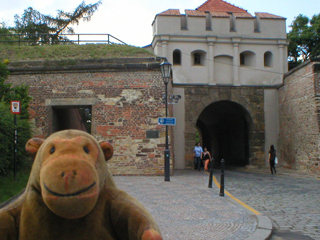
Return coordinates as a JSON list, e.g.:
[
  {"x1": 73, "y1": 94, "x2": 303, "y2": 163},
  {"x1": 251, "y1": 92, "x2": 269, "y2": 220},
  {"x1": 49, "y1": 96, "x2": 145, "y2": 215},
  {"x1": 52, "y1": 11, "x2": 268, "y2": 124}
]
[
  {"x1": 219, "y1": 158, "x2": 225, "y2": 196},
  {"x1": 208, "y1": 159, "x2": 214, "y2": 188}
]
